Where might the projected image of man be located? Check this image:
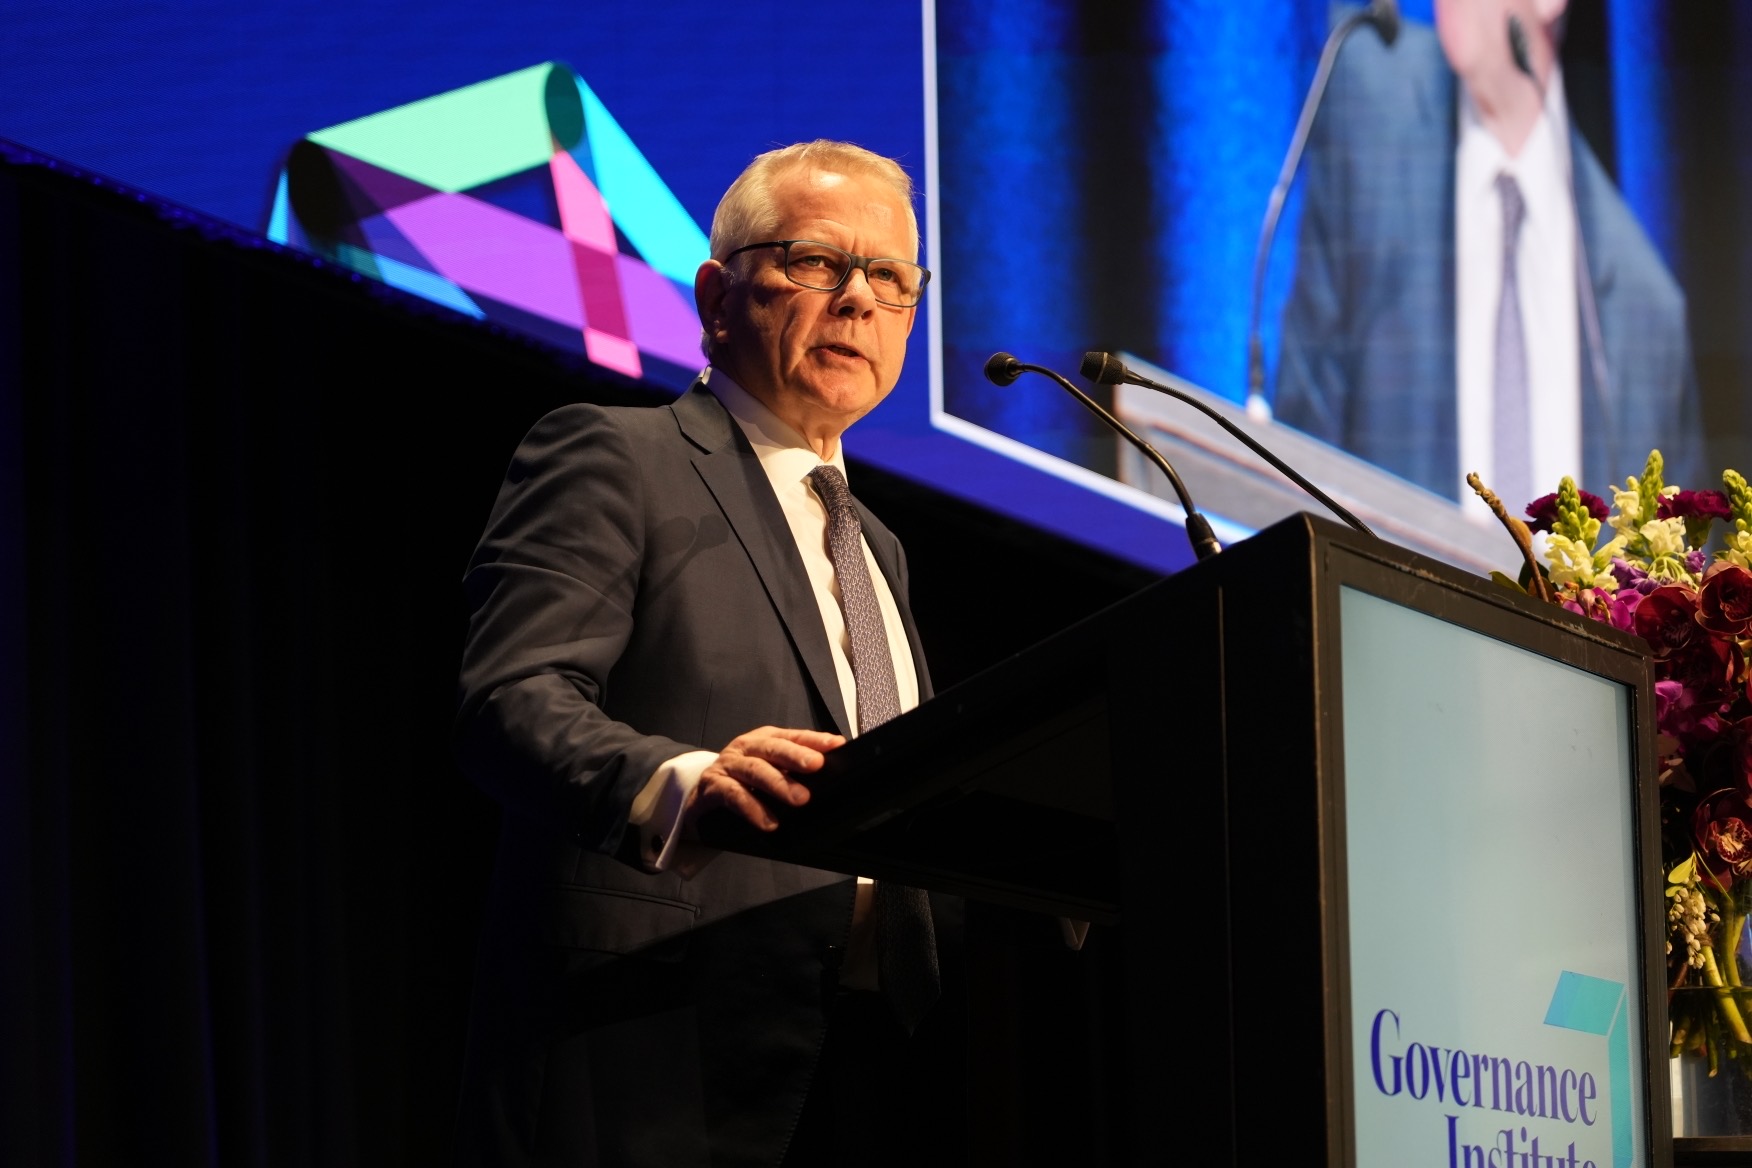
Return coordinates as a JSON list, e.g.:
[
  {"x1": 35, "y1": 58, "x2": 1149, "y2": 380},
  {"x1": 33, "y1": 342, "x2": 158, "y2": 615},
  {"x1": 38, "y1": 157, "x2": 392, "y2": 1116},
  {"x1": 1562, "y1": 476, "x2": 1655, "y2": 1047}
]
[{"x1": 1274, "y1": 0, "x2": 1702, "y2": 510}]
